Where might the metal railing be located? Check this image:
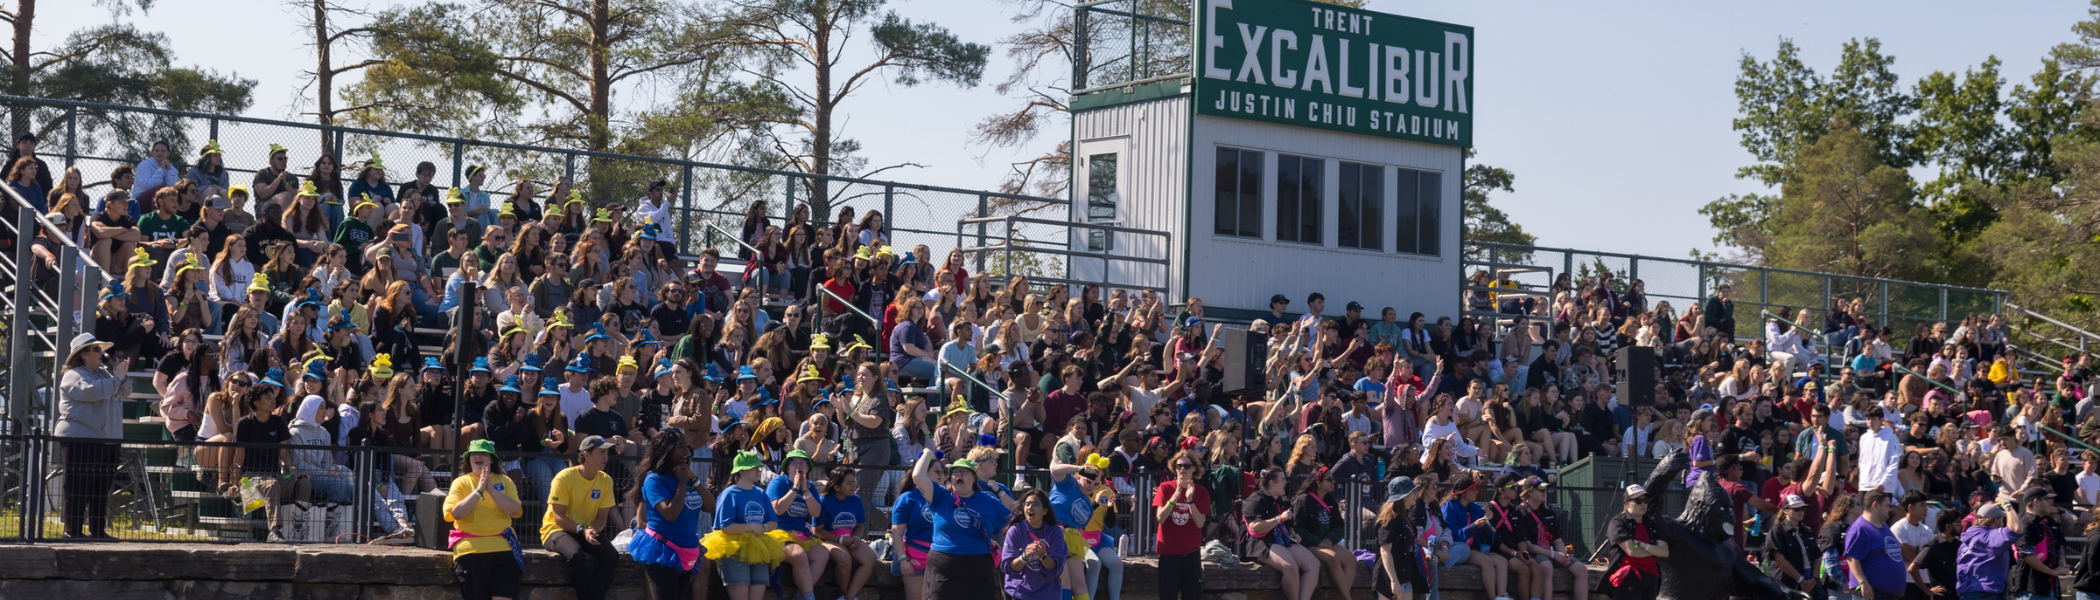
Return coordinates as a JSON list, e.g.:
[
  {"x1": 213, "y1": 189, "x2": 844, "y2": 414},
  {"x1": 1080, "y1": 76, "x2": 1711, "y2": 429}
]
[
  {"x1": 0, "y1": 94, "x2": 1069, "y2": 272},
  {"x1": 1467, "y1": 241, "x2": 2011, "y2": 352},
  {"x1": 955, "y1": 215, "x2": 1170, "y2": 296},
  {"x1": 1072, "y1": 0, "x2": 1192, "y2": 94}
]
